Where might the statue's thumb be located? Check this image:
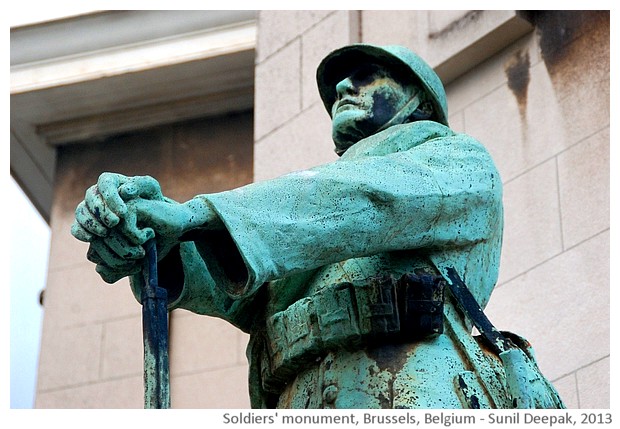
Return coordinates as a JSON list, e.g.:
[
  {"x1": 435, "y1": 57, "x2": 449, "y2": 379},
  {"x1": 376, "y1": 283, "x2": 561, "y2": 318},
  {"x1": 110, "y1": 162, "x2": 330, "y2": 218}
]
[{"x1": 119, "y1": 176, "x2": 162, "y2": 201}]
